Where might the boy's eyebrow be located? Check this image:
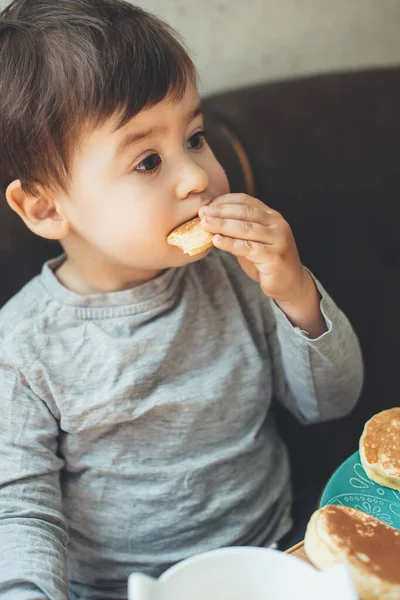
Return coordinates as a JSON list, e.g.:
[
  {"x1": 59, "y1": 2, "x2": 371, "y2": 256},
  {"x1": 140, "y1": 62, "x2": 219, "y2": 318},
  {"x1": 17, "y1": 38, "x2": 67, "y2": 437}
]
[
  {"x1": 187, "y1": 103, "x2": 203, "y2": 123},
  {"x1": 116, "y1": 126, "x2": 164, "y2": 157},
  {"x1": 115, "y1": 103, "x2": 203, "y2": 158}
]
